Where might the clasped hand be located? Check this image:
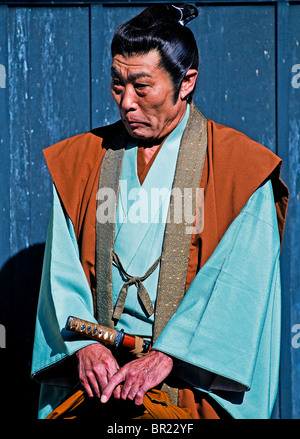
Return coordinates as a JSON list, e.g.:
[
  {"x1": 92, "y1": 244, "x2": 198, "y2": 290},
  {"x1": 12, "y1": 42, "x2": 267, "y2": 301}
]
[{"x1": 76, "y1": 343, "x2": 173, "y2": 405}]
